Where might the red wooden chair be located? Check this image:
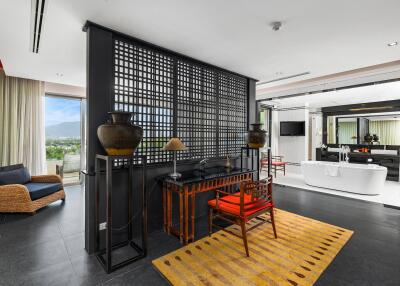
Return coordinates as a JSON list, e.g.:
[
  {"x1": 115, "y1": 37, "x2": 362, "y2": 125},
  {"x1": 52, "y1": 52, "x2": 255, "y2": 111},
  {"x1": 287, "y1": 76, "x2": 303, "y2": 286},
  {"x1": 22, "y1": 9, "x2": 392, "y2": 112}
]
[
  {"x1": 271, "y1": 155, "x2": 287, "y2": 177},
  {"x1": 208, "y1": 177, "x2": 277, "y2": 256}
]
